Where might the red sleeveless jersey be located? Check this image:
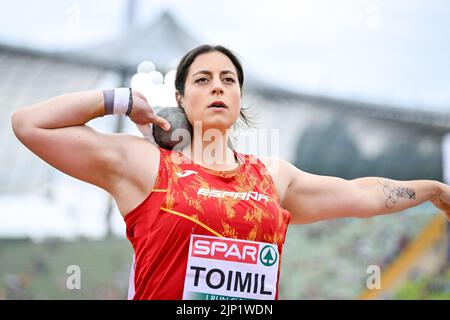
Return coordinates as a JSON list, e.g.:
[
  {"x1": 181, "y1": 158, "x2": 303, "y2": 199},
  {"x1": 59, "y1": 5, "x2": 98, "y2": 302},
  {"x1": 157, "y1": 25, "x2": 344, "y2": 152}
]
[{"x1": 124, "y1": 147, "x2": 291, "y2": 300}]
